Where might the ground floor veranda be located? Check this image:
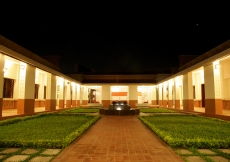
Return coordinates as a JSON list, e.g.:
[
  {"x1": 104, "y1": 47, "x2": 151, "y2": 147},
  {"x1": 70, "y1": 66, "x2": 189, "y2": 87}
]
[{"x1": 2, "y1": 106, "x2": 230, "y2": 121}]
